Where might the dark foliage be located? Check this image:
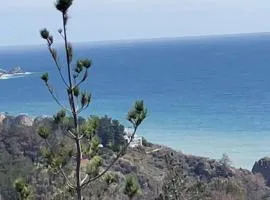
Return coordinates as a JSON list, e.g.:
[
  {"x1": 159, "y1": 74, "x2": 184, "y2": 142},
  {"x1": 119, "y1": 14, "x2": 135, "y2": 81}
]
[{"x1": 95, "y1": 115, "x2": 126, "y2": 150}]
